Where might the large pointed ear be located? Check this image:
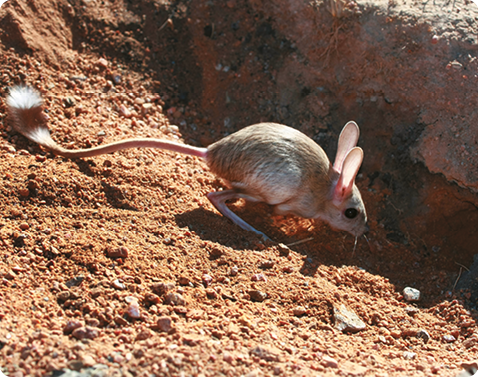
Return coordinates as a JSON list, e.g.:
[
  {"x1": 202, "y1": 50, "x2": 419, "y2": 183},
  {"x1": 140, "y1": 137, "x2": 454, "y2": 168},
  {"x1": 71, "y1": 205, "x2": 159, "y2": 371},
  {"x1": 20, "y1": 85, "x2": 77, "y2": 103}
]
[
  {"x1": 333, "y1": 121, "x2": 360, "y2": 173},
  {"x1": 333, "y1": 147, "x2": 363, "y2": 205}
]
